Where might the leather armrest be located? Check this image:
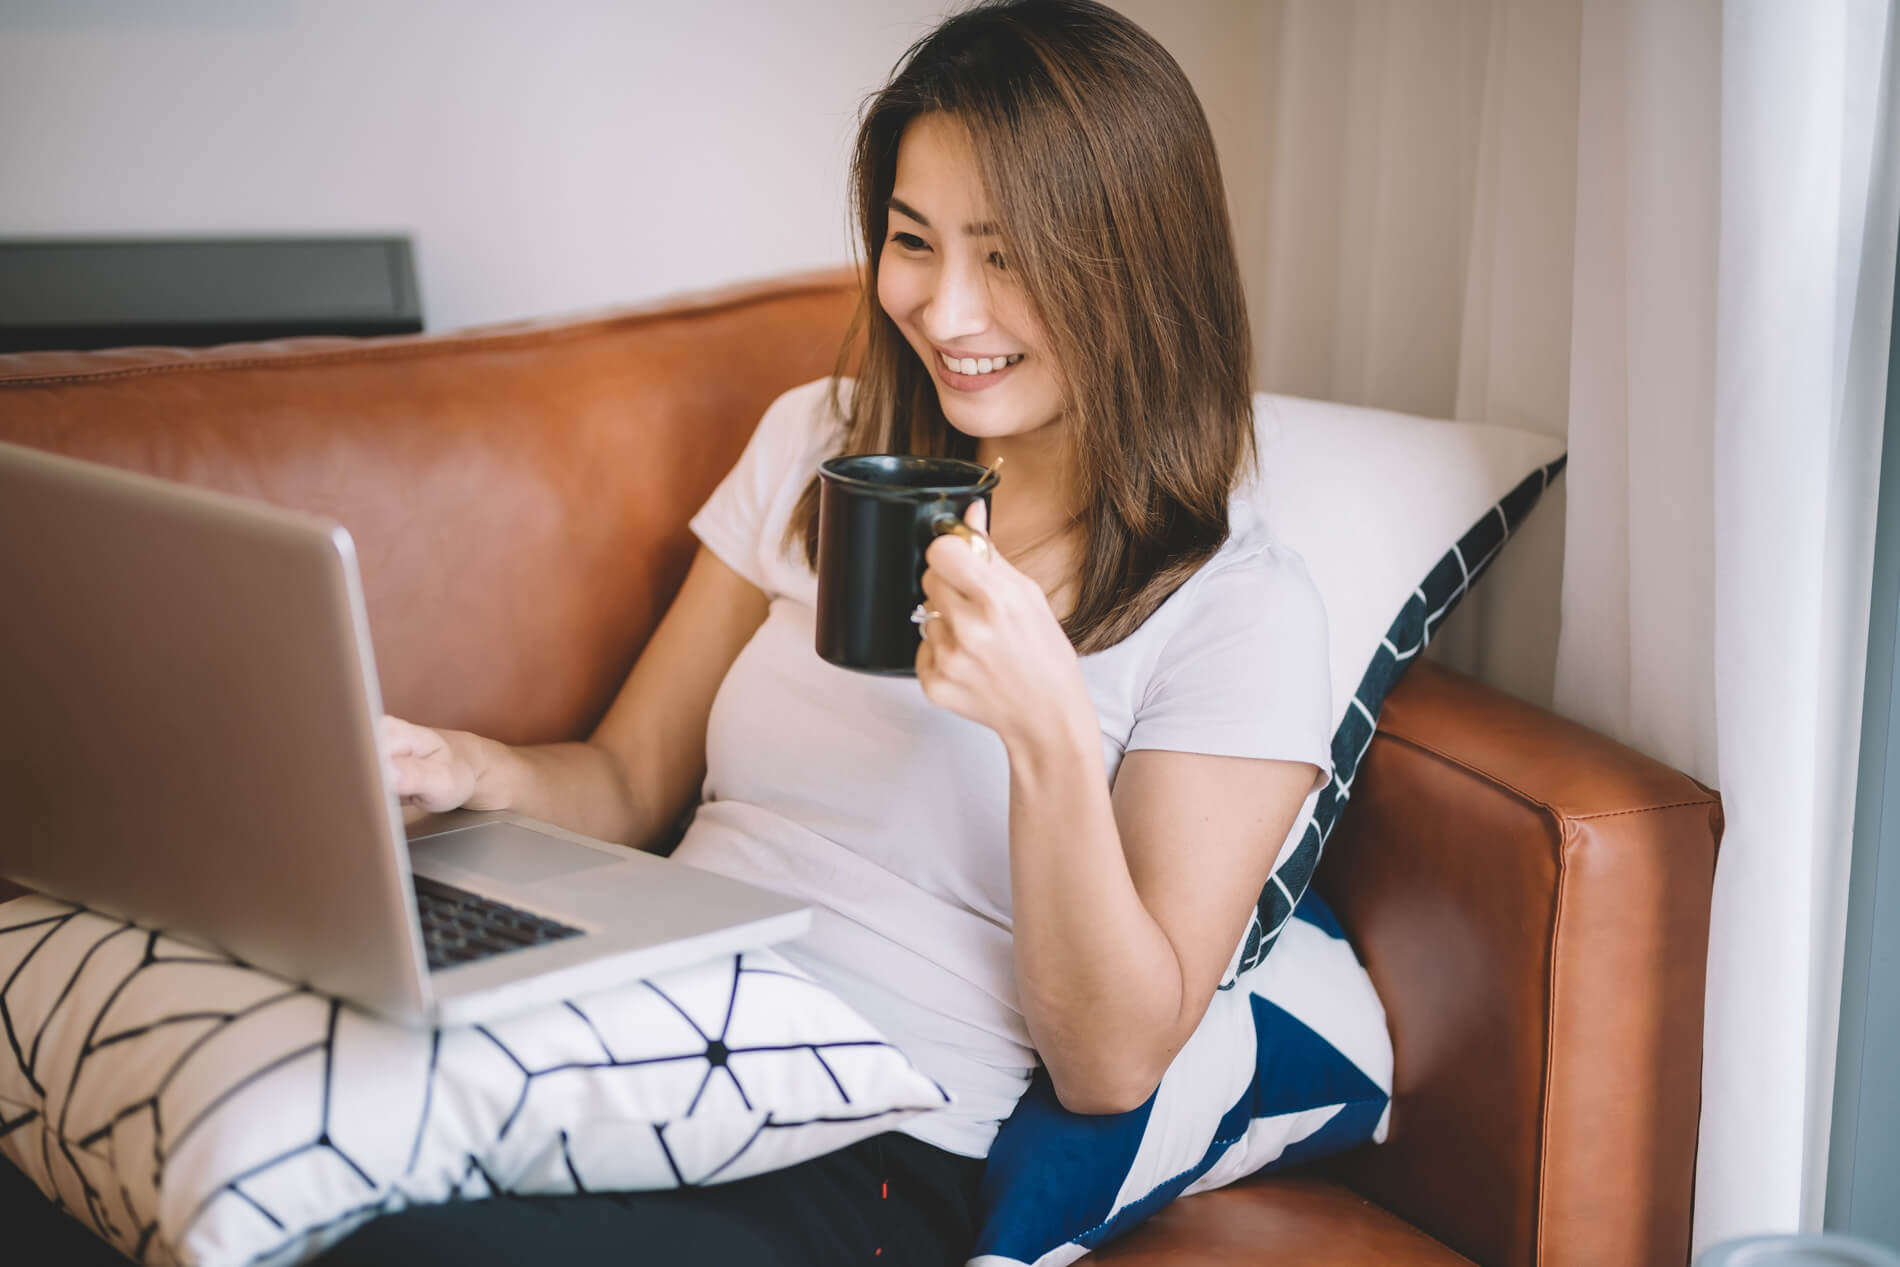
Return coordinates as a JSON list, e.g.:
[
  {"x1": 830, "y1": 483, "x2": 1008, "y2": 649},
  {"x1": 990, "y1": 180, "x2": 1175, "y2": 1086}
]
[{"x1": 1313, "y1": 660, "x2": 1721, "y2": 1267}]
